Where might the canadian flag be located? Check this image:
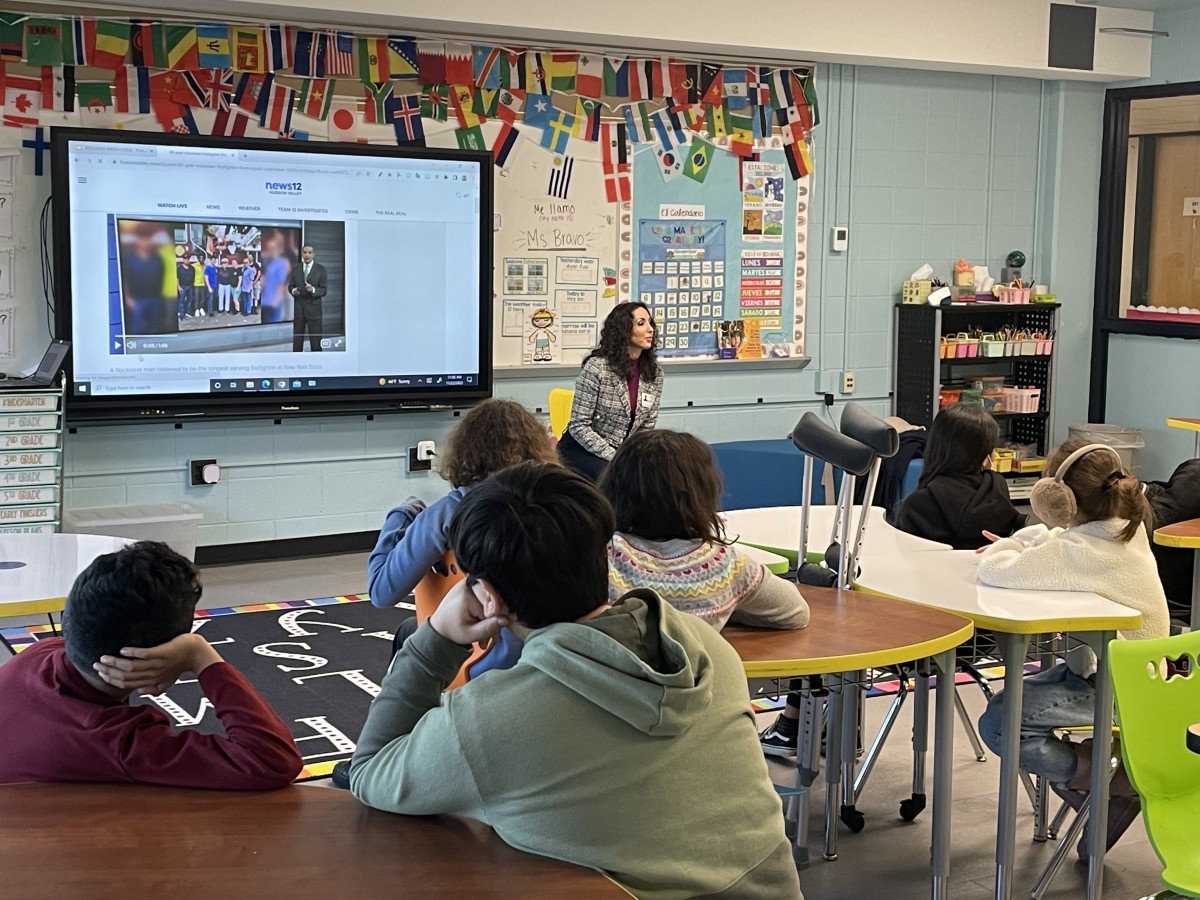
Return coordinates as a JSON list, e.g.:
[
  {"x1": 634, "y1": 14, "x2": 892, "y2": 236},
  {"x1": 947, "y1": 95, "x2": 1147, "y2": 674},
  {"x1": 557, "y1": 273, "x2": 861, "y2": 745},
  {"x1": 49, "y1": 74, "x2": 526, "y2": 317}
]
[
  {"x1": 3, "y1": 74, "x2": 43, "y2": 128},
  {"x1": 327, "y1": 100, "x2": 364, "y2": 143}
]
